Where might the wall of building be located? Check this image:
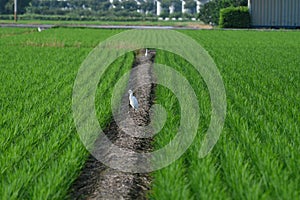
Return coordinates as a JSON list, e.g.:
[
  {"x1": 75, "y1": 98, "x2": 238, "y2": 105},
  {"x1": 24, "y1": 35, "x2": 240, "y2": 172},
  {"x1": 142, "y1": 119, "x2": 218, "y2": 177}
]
[{"x1": 249, "y1": 0, "x2": 300, "y2": 27}]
